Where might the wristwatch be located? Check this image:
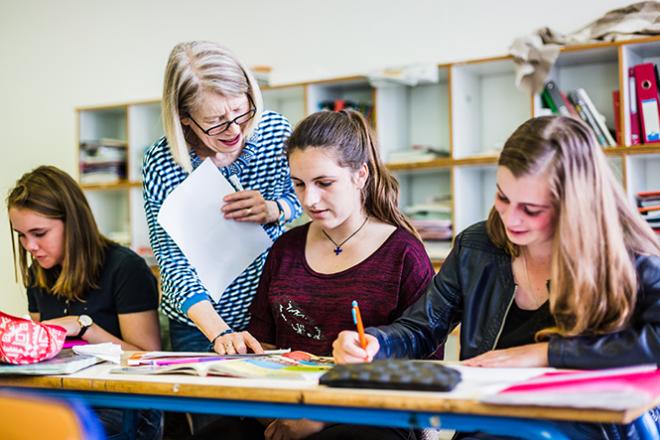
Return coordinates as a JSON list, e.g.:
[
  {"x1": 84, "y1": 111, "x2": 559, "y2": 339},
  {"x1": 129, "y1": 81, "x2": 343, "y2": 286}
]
[{"x1": 76, "y1": 314, "x2": 93, "y2": 339}]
